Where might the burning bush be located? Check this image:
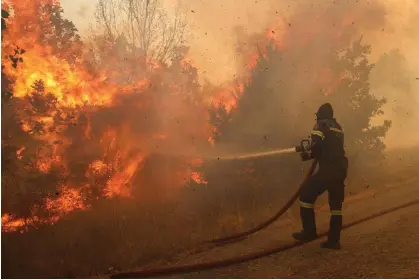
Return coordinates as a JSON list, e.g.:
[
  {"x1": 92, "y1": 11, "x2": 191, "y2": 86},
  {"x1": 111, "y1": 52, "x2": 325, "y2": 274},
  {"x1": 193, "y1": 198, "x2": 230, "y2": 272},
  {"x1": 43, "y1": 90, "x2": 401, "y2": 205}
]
[
  {"x1": 1, "y1": 0, "x2": 211, "y2": 231},
  {"x1": 2, "y1": 0, "x2": 408, "y2": 277}
]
